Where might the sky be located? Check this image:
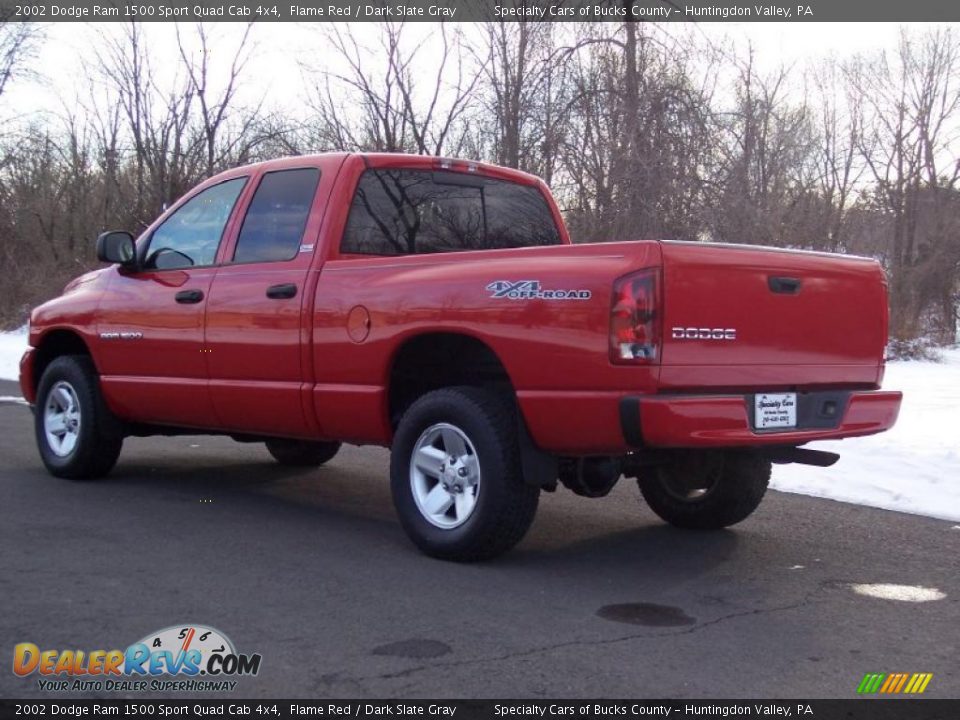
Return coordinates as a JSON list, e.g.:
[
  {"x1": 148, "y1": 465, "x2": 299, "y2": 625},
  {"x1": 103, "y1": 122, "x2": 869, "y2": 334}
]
[{"x1": 5, "y1": 21, "x2": 941, "y2": 126}]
